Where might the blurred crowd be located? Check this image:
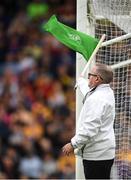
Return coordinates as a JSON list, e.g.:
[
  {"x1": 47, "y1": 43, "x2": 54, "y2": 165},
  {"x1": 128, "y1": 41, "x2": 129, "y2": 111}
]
[{"x1": 0, "y1": 0, "x2": 76, "y2": 179}]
